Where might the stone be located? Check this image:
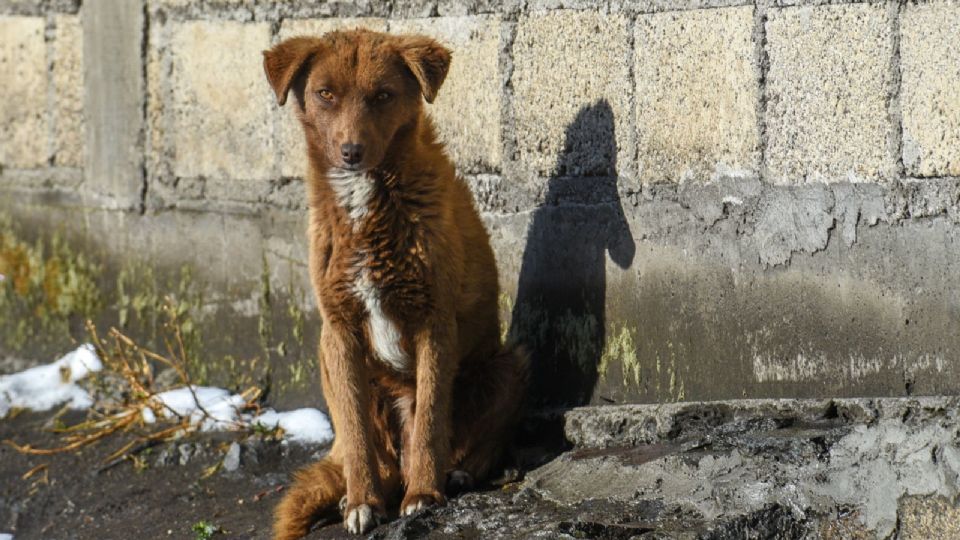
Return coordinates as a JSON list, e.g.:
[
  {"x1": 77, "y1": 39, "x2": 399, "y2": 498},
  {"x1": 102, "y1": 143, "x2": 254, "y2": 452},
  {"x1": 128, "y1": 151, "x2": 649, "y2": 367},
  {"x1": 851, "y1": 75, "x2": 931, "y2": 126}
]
[
  {"x1": 635, "y1": 6, "x2": 760, "y2": 184},
  {"x1": 899, "y1": 497, "x2": 960, "y2": 539},
  {"x1": 389, "y1": 16, "x2": 502, "y2": 173},
  {"x1": 900, "y1": 2, "x2": 960, "y2": 177},
  {"x1": 222, "y1": 441, "x2": 241, "y2": 472},
  {"x1": 765, "y1": 3, "x2": 894, "y2": 184},
  {"x1": 511, "y1": 10, "x2": 633, "y2": 179},
  {"x1": 169, "y1": 21, "x2": 274, "y2": 181},
  {"x1": 52, "y1": 14, "x2": 84, "y2": 168},
  {"x1": 0, "y1": 16, "x2": 47, "y2": 169}
]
